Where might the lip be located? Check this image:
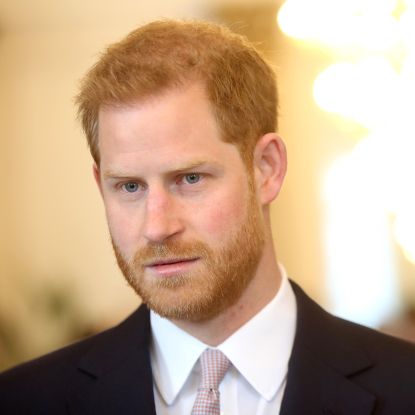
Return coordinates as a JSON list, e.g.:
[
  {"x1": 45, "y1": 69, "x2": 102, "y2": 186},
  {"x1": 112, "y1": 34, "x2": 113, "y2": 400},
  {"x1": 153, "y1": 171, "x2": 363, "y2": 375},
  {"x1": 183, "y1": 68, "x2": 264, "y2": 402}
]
[{"x1": 145, "y1": 257, "x2": 199, "y2": 277}]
